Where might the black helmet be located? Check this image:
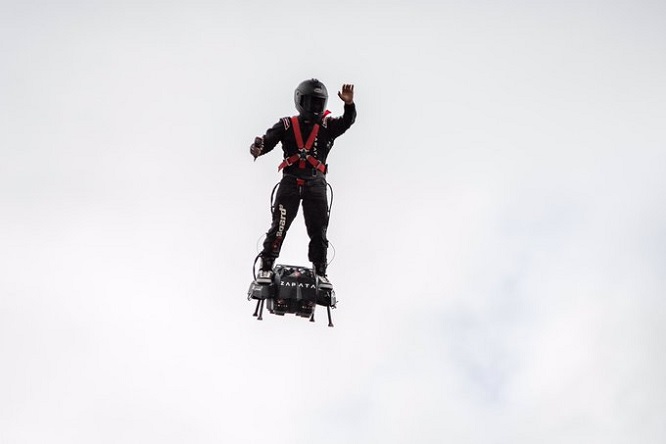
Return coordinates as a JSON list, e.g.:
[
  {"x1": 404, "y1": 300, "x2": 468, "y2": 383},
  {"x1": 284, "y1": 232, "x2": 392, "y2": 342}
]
[{"x1": 294, "y1": 79, "x2": 328, "y2": 120}]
